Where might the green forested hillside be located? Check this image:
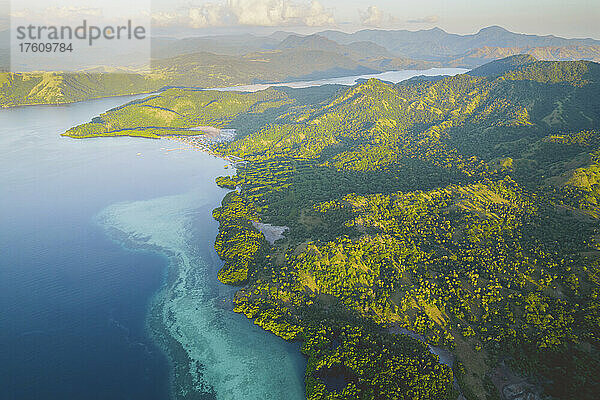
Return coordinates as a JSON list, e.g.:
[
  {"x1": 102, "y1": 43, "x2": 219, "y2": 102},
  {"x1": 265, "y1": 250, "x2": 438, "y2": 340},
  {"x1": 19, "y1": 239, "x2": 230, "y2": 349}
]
[
  {"x1": 65, "y1": 57, "x2": 600, "y2": 400},
  {"x1": 0, "y1": 72, "x2": 157, "y2": 107},
  {"x1": 213, "y1": 58, "x2": 600, "y2": 400},
  {"x1": 0, "y1": 45, "x2": 427, "y2": 108},
  {"x1": 0, "y1": 50, "x2": 352, "y2": 108},
  {"x1": 63, "y1": 85, "x2": 343, "y2": 138},
  {"x1": 448, "y1": 45, "x2": 600, "y2": 68}
]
